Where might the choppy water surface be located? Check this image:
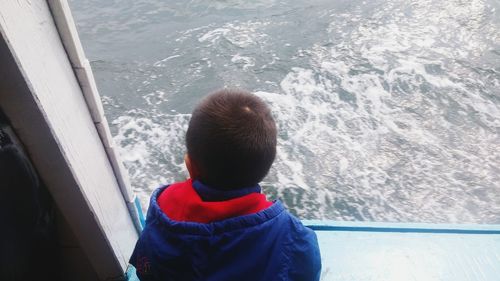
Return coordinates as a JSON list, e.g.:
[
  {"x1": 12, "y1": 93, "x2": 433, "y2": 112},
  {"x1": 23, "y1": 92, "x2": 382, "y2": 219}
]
[{"x1": 70, "y1": 0, "x2": 500, "y2": 223}]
